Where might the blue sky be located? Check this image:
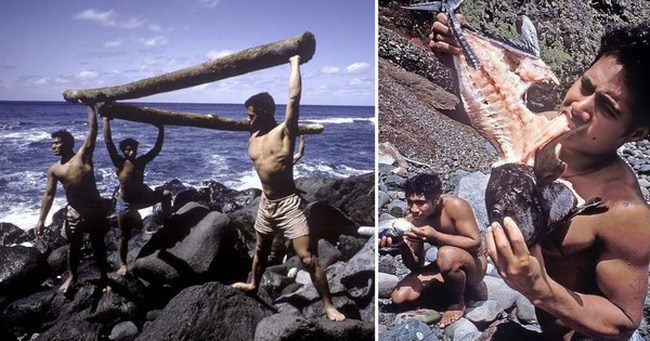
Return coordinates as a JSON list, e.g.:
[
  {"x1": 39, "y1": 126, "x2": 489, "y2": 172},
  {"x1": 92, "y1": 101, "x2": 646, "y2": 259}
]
[{"x1": 0, "y1": 1, "x2": 376, "y2": 106}]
